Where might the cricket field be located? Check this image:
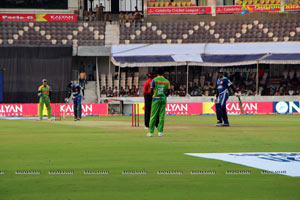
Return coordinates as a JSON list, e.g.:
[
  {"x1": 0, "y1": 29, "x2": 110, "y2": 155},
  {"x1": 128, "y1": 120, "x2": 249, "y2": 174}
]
[{"x1": 0, "y1": 115, "x2": 300, "y2": 200}]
